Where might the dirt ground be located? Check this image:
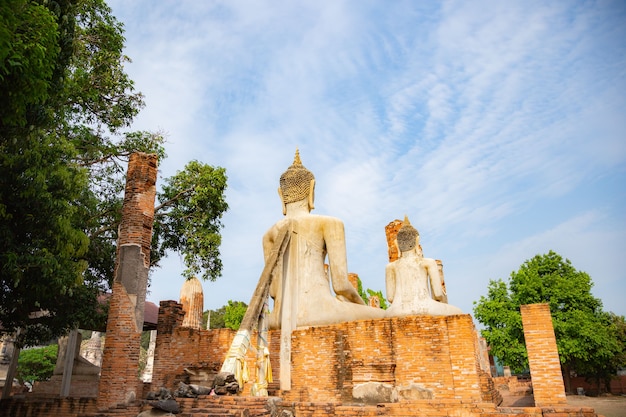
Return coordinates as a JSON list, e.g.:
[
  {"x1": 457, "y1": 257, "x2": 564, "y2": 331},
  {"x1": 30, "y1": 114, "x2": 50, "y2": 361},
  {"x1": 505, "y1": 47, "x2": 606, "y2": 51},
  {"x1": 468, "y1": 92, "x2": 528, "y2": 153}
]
[{"x1": 500, "y1": 393, "x2": 626, "y2": 417}]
